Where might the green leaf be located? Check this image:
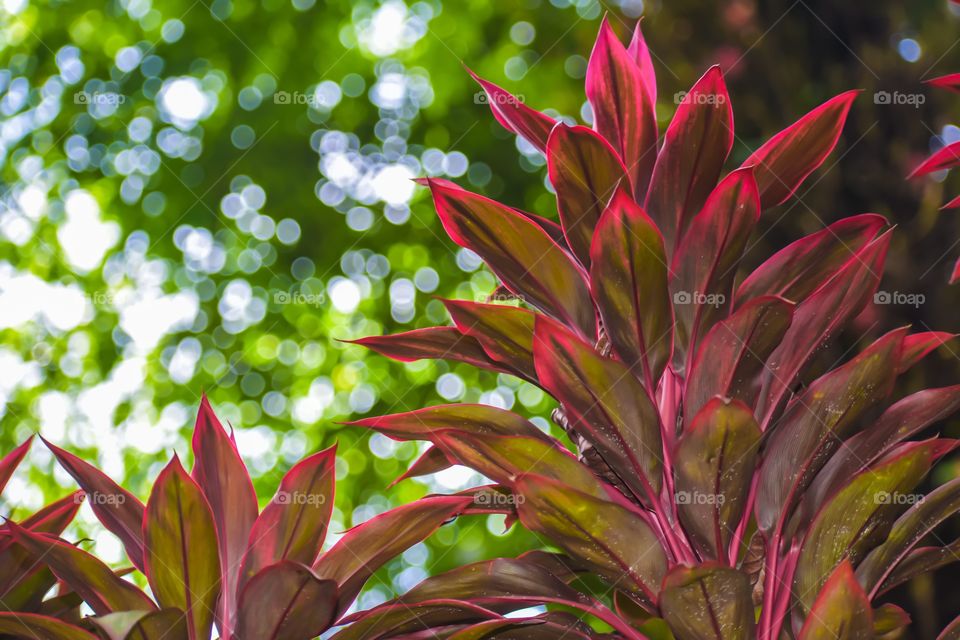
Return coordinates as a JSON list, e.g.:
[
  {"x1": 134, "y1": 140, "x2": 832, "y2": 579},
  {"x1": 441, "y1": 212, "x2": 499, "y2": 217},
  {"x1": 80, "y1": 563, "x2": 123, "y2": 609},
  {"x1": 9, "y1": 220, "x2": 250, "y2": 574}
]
[
  {"x1": 797, "y1": 560, "x2": 872, "y2": 640},
  {"x1": 674, "y1": 399, "x2": 761, "y2": 559},
  {"x1": 143, "y1": 456, "x2": 221, "y2": 640},
  {"x1": 590, "y1": 185, "x2": 672, "y2": 385},
  {"x1": 660, "y1": 563, "x2": 755, "y2": 640}
]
